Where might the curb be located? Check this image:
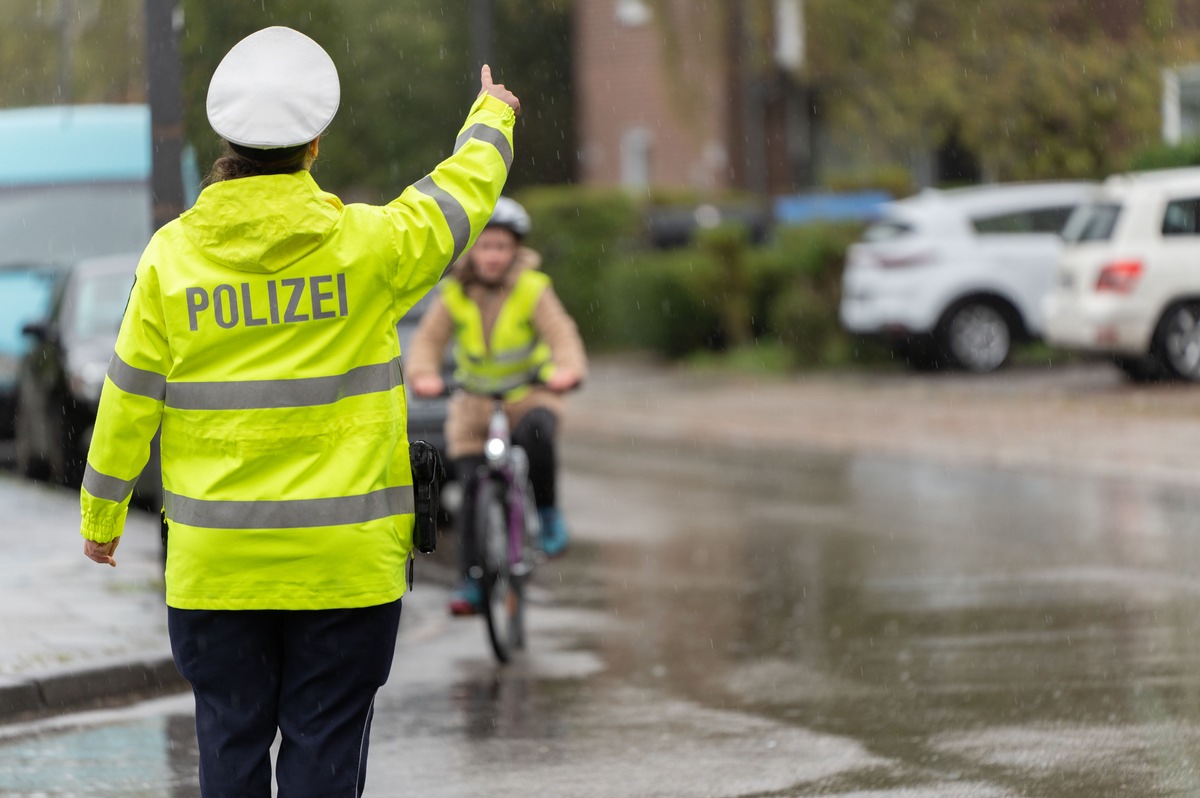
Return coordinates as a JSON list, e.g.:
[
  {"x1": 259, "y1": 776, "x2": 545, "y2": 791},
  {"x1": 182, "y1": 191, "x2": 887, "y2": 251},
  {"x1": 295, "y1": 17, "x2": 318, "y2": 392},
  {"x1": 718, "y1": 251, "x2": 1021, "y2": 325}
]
[
  {"x1": 0, "y1": 552, "x2": 459, "y2": 728},
  {"x1": 0, "y1": 656, "x2": 187, "y2": 724}
]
